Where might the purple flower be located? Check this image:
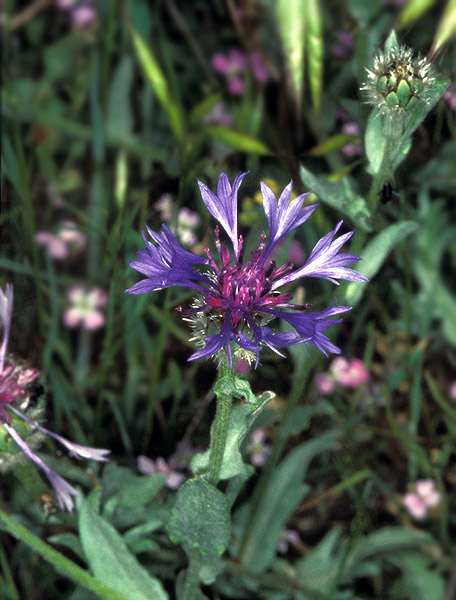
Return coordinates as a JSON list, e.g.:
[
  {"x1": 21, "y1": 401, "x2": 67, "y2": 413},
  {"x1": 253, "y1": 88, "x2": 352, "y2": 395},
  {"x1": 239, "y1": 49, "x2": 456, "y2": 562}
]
[
  {"x1": 126, "y1": 173, "x2": 368, "y2": 367},
  {"x1": 1, "y1": 284, "x2": 109, "y2": 512}
]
